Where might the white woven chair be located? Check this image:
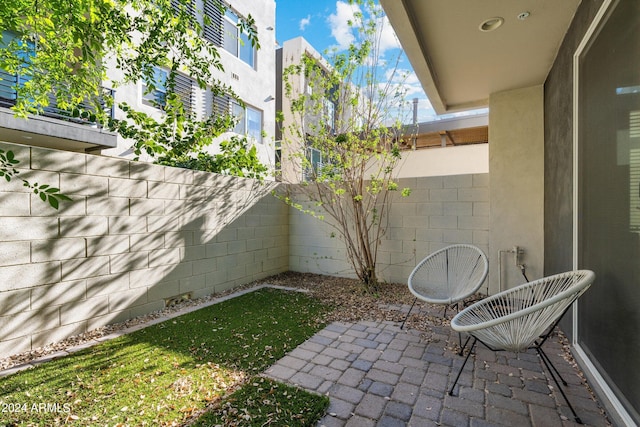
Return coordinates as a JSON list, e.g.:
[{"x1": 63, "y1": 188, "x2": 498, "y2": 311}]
[
  {"x1": 400, "y1": 244, "x2": 488, "y2": 329},
  {"x1": 448, "y1": 269, "x2": 595, "y2": 424}
]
